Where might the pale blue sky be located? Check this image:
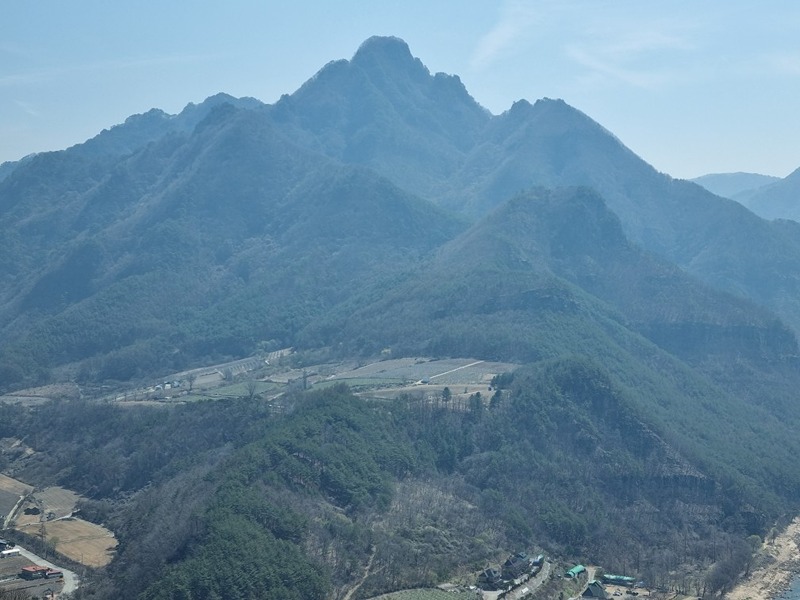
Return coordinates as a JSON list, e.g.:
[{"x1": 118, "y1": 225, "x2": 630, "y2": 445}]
[{"x1": 3, "y1": 1, "x2": 800, "y2": 179}]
